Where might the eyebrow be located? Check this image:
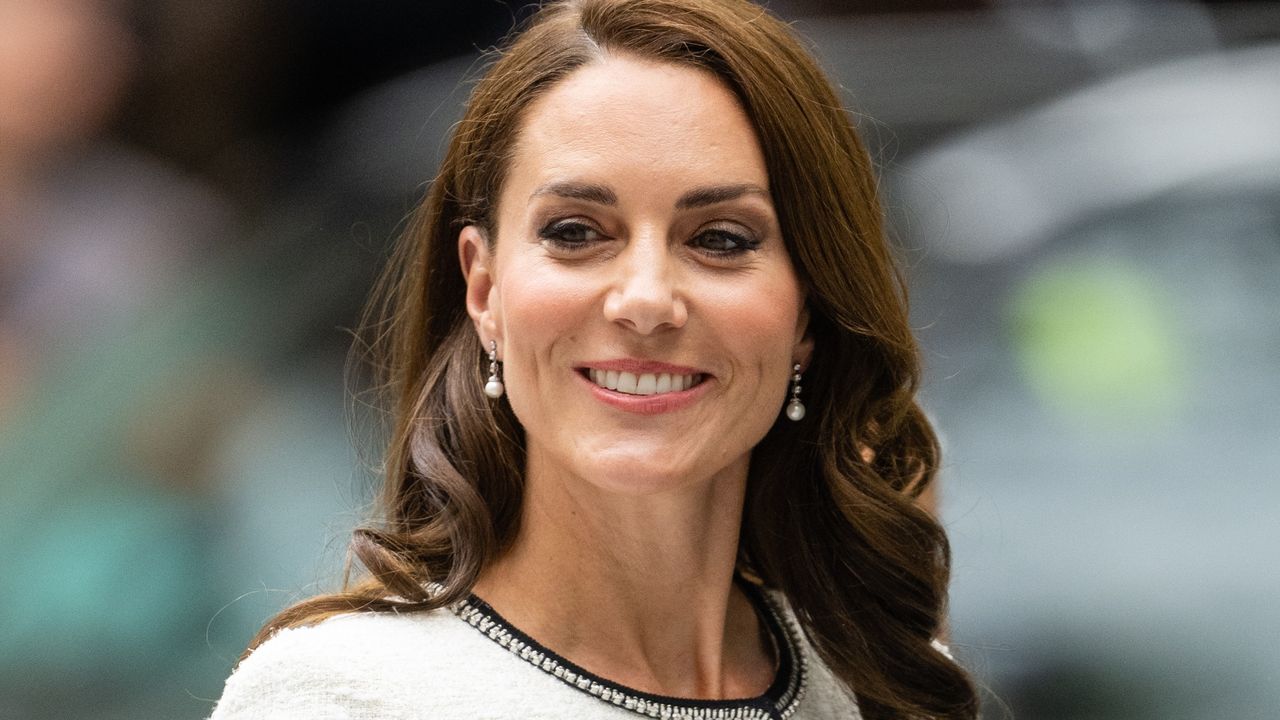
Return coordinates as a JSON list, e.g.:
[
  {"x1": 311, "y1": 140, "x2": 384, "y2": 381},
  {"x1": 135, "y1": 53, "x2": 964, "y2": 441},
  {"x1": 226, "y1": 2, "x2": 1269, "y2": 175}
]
[
  {"x1": 530, "y1": 181, "x2": 617, "y2": 205},
  {"x1": 675, "y1": 183, "x2": 770, "y2": 209},
  {"x1": 528, "y1": 181, "x2": 770, "y2": 209}
]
